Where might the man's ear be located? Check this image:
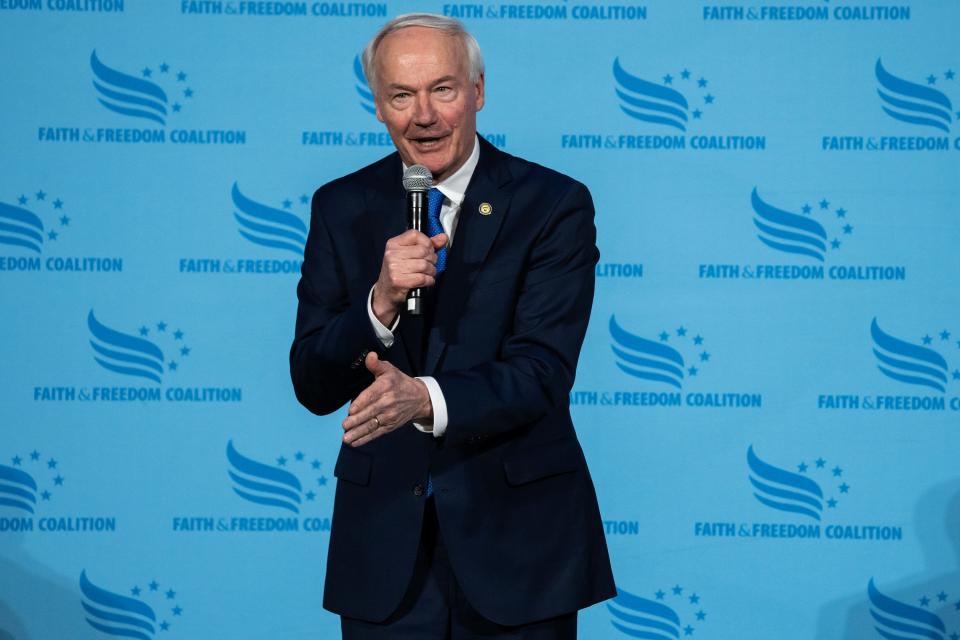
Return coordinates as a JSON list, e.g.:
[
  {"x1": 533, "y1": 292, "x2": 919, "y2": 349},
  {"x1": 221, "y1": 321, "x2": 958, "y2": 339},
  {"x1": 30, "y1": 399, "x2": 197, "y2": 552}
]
[{"x1": 474, "y1": 72, "x2": 485, "y2": 112}]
